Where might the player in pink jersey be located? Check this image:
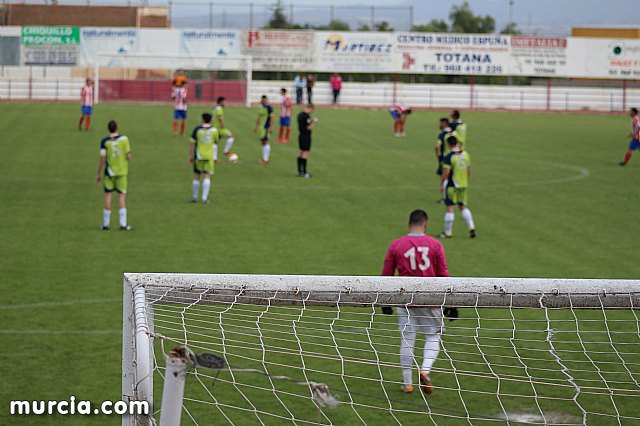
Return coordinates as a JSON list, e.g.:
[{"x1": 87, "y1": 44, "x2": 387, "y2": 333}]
[
  {"x1": 276, "y1": 88, "x2": 293, "y2": 143},
  {"x1": 172, "y1": 82, "x2": 188, "y2": 136},
  {"x1": 381, "y1": 209, "x2": 450, "y2": 395},
  {"x1": 619, "y1": 108, "x2": 640, "y2": 166},
  {"x1": 78, "y1": 78, "x2": 94, "y2": 131},
  {"x1": 389, "y1": 102, "x2": 412, "y2": 137}
]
